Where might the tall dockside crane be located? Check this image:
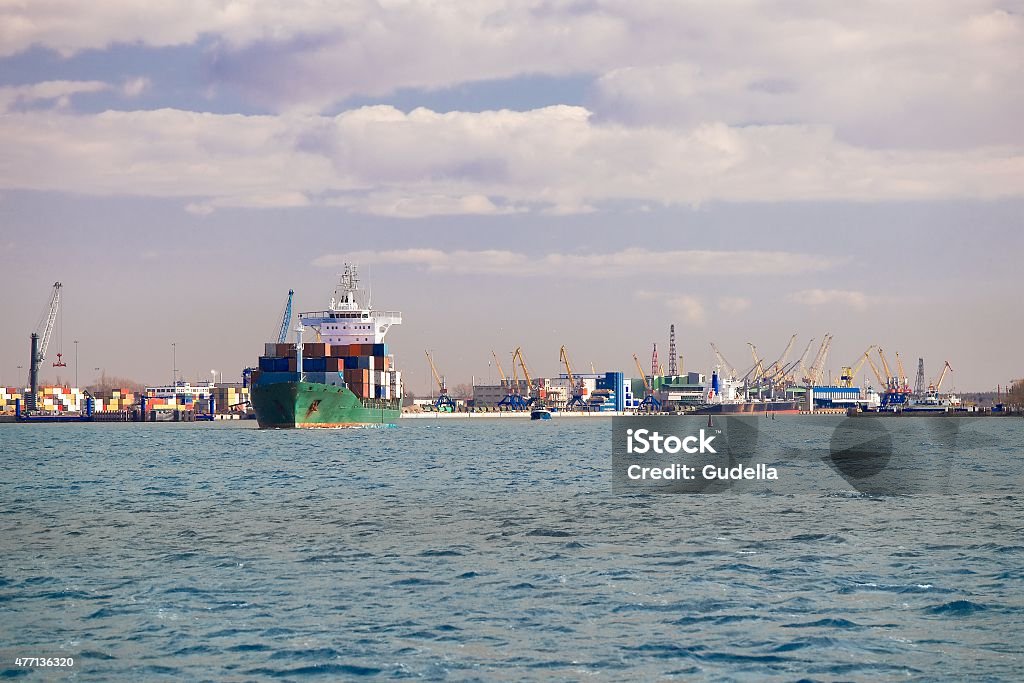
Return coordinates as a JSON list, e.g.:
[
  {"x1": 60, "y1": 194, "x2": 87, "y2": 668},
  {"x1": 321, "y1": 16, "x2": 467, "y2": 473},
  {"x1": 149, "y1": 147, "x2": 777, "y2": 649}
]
[
  {"x1": 497, "y1": 349, "x2": 528, "y2": 410},
  {"x1": 761, "y1": 333, "x2": 797, "y2": 387},
  {"x1": 709, "y1": 342, "x2": 738, "y2": 380},
  {"x1": 560, "y1": 345, "x2": 586, "y2": 409},
  {"x1": 793, "y1": 337, "x2": 816, "y2": 385},
  {"x1": 26, "y1": 282, "x2": 62, "y2": 412},
  {"x1": 805, "y1": 334, "x2": 833, "y2": 386},
  {"x1": 491, "y1": 350, "x2": 508, "y2": 390},
  {"x1": 930, "y1": 361, "x2": 953, "y2": 393},
  {"x1": 632, "y1": 353, "x2": 662, "y2": 411},
  {"x1": 840, "y1": 345, "x2": 875, "y2": 387},
  {"x1": 513, "y1": 347, "x2": 539, "y2": 406},
  {"x1": 894, "y1": 352, "x2": 909, "y2": 392},
  {"x1": 864, "y1": 350, "x2": 887, "y2": 388},
  {"x1": 276, "y1": 289, "x2": 294, "y2": 344},
  {"x1": 424, "y1": 350, "x2": 455, "y2": 411}
]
